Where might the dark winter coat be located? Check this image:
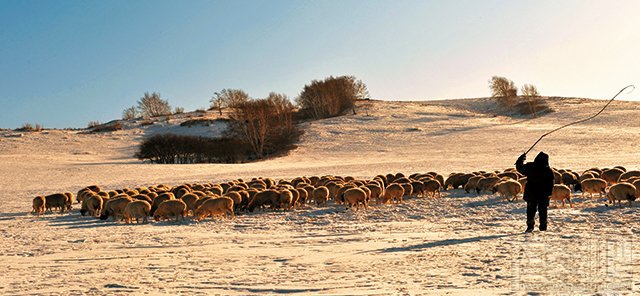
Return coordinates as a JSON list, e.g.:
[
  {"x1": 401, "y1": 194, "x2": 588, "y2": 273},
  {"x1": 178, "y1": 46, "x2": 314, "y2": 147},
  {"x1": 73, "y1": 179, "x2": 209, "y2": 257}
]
[{"x1": 515, "y1": 152, "x2": 555, "y2": 204}]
